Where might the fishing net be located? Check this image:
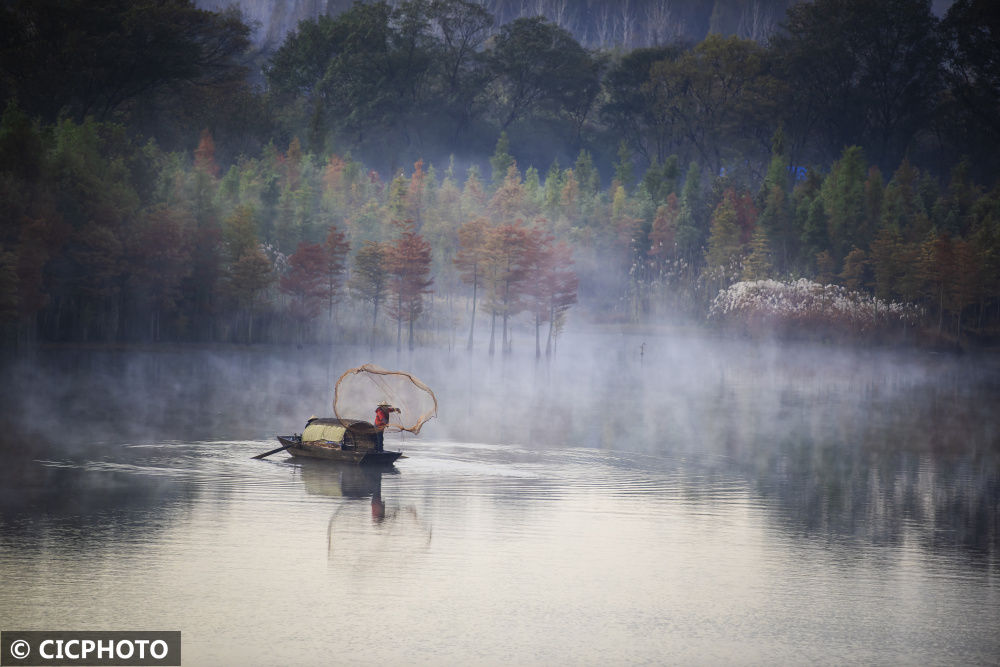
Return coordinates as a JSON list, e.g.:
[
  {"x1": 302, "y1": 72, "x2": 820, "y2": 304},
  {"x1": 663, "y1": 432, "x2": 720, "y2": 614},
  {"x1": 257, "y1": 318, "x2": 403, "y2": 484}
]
[{"x1": 333, "y1": 364, "x2": 438, "y2": 434}]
